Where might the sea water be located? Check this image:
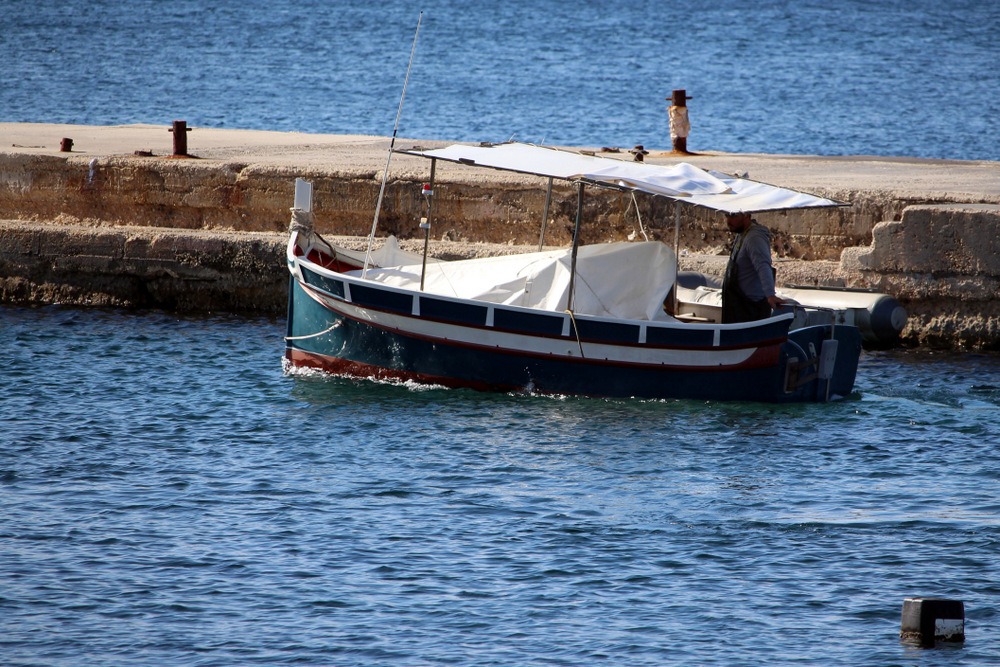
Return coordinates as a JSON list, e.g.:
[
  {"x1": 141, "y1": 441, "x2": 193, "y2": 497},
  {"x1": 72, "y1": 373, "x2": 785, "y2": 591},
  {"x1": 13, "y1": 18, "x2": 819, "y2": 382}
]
[
  {"x1": 2, "y1": 307, "x2": 999, "y2": 666},
  {"x1": 3, "y1": 0, "x2": 999, "y2": 161},
  {"x1": 3, "y1": 0, "x2": 1000, "y2": 664}
]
